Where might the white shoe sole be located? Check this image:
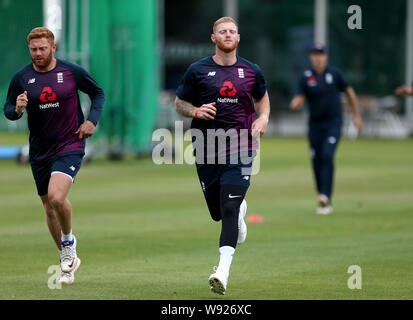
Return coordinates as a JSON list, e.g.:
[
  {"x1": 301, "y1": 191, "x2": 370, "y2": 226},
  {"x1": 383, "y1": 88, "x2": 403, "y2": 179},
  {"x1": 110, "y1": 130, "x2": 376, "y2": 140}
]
[
  {"x1": 58, "y1": 258, "x2": 81, "y2": 285},
  {"x1": 237, "y1": 200, "x2": 247, "y2": 244},
  {"x1": 317, "y1": 206, "x2": 333, "y2": 215},
  {"x1": 58, "y1": 274, "x2": 74, "y2": 285},
  {"x1": 209, "y1": 274, "x2": 226, "y2": 295}
]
